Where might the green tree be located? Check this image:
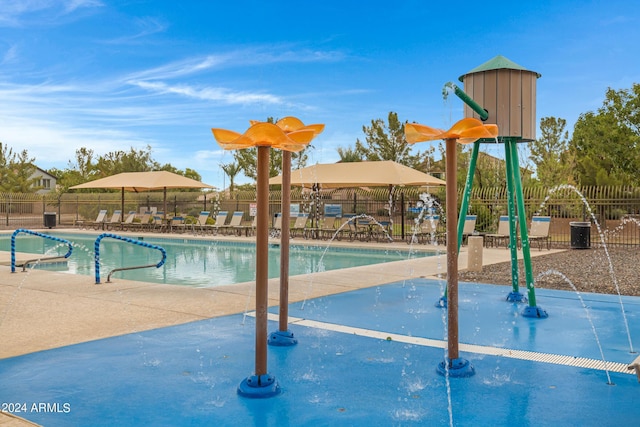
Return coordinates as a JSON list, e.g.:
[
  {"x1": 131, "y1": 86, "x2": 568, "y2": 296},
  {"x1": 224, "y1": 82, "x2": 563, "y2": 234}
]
[
  {"x1": 355, "y1": 112, "x2": 425, "y2": 168},
  {"x1": 56, "y1": 146, "x2": 203, "y2": 192},
  {"x1": 336, "y1": 146, "x2": 363, "y2": 162},
  {"x1": 528, "y1": 117, "x2": 574, "y2": 186},
  {"x1": 95, "y1": 145, "x2": 159, "y2": 177},
  {"x1": 570, "y1": 84, "x2": 640, "y2": 186},
  {"x1": 11, "y1": 149, "x2": 39, "y2": 193},
  {"x1": 221, "y1": 162, "x2": 242, "y2": 192},
  {"x1": 0, "y1": 143, "x2": 39, "y2": 193}
]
